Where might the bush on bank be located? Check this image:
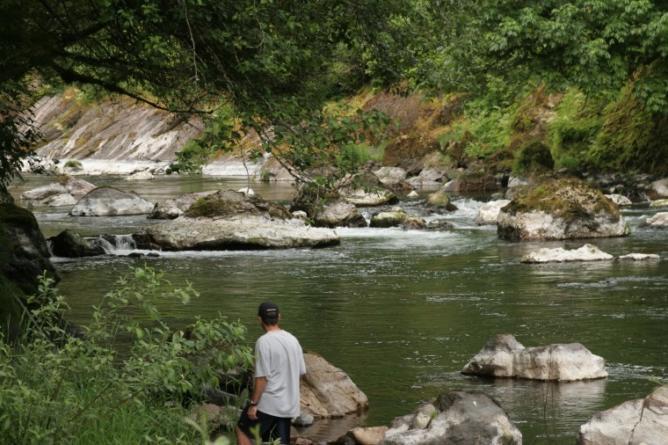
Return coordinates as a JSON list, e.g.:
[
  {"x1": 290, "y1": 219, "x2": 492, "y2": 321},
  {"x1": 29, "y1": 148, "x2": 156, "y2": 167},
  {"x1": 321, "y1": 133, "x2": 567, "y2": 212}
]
[{"x1": 0, "y1": 266, "x2": 253, "y2": 444}]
